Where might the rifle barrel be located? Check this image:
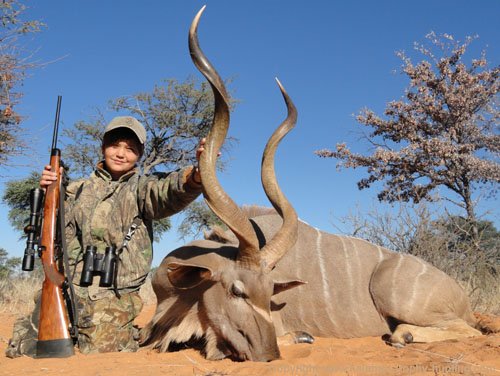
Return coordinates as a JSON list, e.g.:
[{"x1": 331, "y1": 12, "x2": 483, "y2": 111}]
[{"x1": 51, "y1": 95, "x2": 62, "y2": 151}]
